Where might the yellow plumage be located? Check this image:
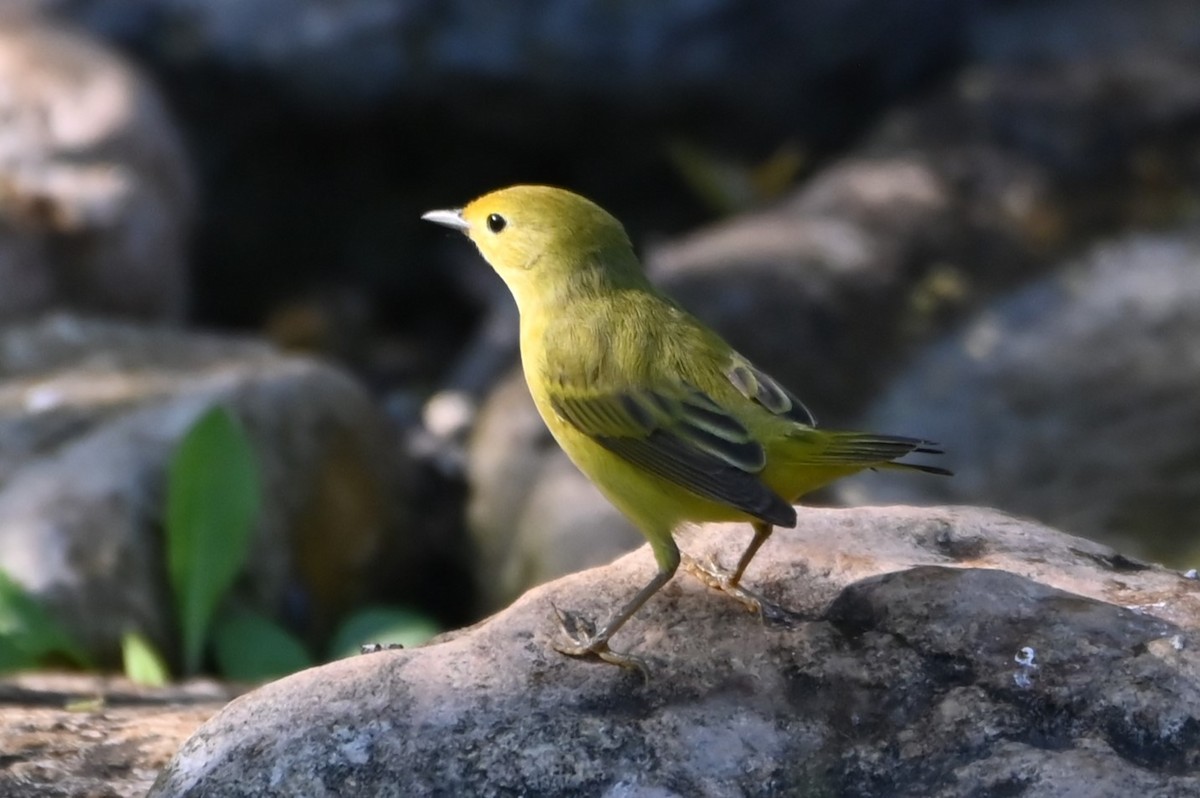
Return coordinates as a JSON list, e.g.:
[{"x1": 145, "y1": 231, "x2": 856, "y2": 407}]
[{"x1": 424, "y1": 185, "x2": 948, "y2": 671}]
